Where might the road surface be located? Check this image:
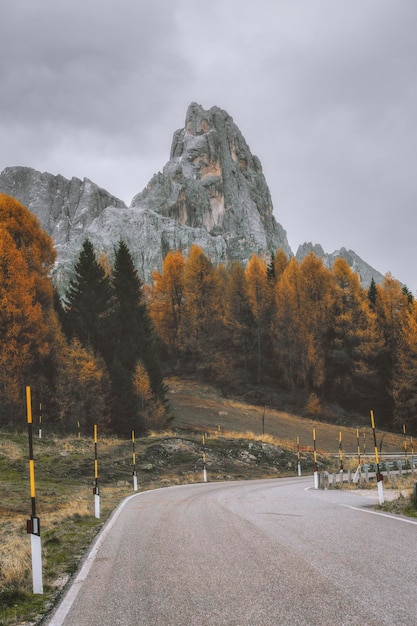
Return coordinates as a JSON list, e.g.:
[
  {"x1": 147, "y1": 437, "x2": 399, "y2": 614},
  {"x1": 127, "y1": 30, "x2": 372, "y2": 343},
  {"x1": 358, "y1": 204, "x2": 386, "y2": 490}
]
[{"x1": 46, "y1": 477, "x2": 417, "y2": 625}]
